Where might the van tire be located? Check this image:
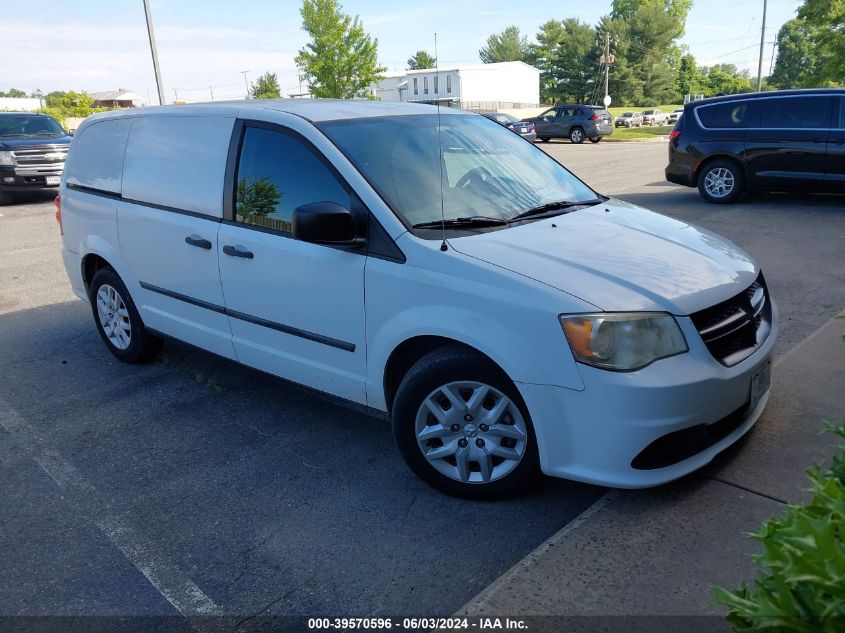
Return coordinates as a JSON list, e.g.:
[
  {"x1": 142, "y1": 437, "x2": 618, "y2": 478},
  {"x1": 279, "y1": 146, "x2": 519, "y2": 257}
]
[
  {"x1": 697, "y1": 159, "x2": 743, "y2": 204},
  {"x1": 392, "y1": 346, "x2": 540, "y2": 499},
  {"x1": 89, "y1": 267, "x2": 163, "y2": 363},
  {"x1": 569, "y1": 127, "x2": 585, "y2": 144},
  {"x1": 0, "y1": 191, "x2": 13, "y2": 206}
]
